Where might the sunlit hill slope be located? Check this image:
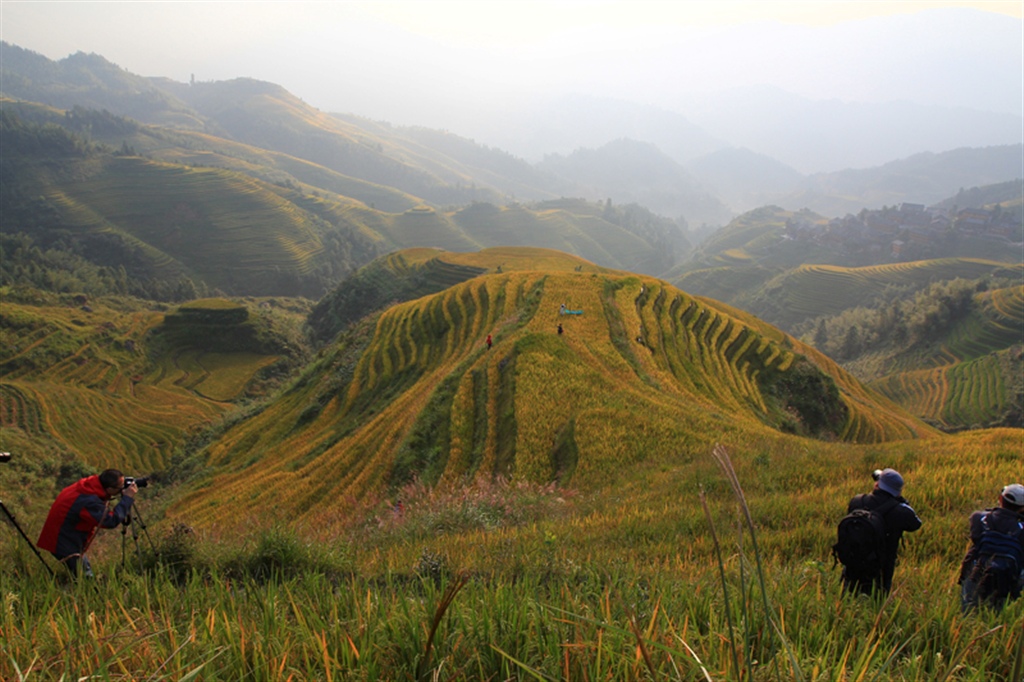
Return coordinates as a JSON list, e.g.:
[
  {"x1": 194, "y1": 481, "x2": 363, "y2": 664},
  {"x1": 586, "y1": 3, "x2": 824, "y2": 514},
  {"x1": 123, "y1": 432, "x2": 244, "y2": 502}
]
[
  {"x1": 169, "y1": 248, "x2": 936, "y2": 531},
  {"x1": 0, "y1": 293, "x2": 307, "y2": 474}
]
